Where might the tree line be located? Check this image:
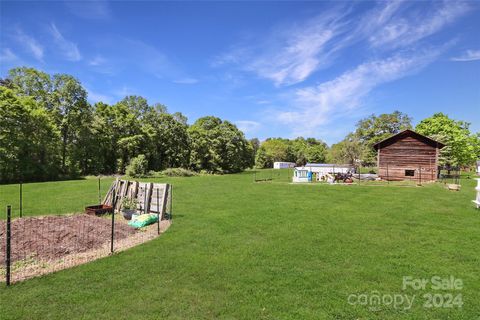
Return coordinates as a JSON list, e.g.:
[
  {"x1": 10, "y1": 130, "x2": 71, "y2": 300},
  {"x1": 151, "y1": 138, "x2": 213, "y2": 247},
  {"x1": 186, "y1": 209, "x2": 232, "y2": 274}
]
[
  {"x1": 327, "y1": 111, "x2": 480, "y2": 168},
  {"x1": 253, "y1": 111, "x2": 480, "y2": 169},
  {"x1": 1, "y1": 67, "x2": 479, "y2": 183},
  {"x1": 0, "y1": 67, "x2": 254, "y2": 183}
]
